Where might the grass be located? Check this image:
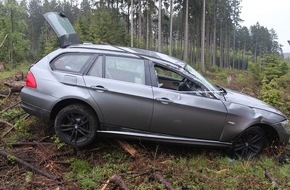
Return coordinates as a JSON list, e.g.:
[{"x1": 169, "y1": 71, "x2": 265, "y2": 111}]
[{"x1": 59, "y1": 142, "x2": 290, "y2": 189}]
